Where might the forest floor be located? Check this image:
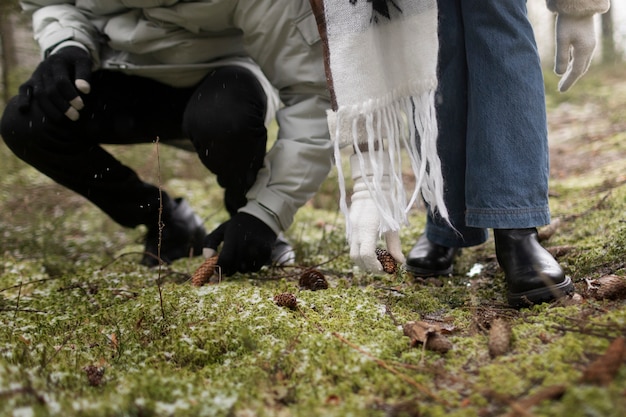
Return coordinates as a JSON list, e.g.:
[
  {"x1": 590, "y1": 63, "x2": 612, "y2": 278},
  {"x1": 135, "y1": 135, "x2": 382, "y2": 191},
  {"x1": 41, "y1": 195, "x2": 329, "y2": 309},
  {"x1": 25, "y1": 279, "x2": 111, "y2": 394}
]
[{"x1": 0, "y1": 64, "x2": 625, "y2": 417}]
